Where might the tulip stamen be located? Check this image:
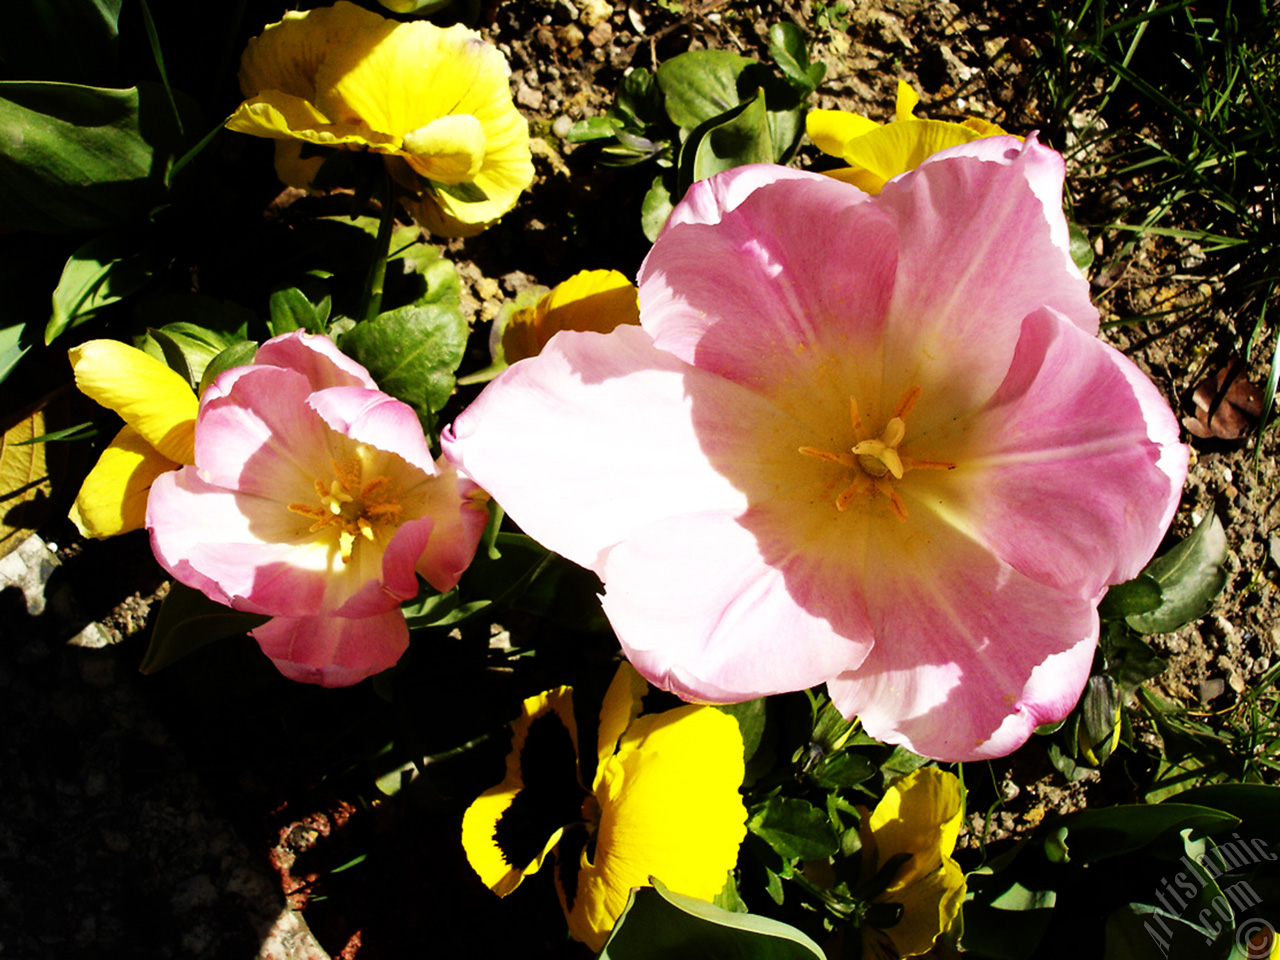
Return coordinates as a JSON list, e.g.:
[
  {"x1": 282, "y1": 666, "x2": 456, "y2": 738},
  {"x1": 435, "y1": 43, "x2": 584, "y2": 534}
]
[
  {"x1": 801, "y1": 386, "x2": 953, "y2": 520},
  {"x1": 289, "y1": 456, "x2": 406, "y2": 564}
]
